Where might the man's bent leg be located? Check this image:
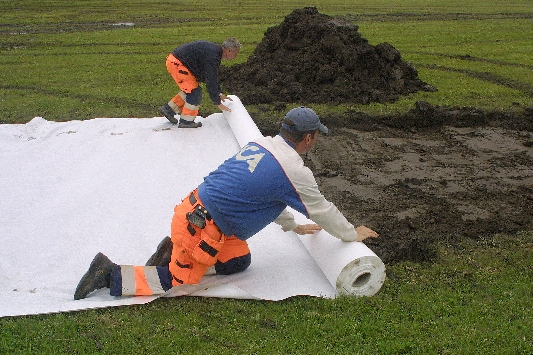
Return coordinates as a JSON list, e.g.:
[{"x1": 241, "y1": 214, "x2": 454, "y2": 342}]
[
  {"x1": 179, "y1": 87, "x2": 203, "y2": 128},
  {"x1": 110, "y1": 265, "x2": 172, "y2": 296},
  {"x1": 164, "y1": 54, "x2": 199, "y2": 125},
  {"x1": 169, "y1": 91, "x2": 186, "y2": 114},
  {"x1": 168, "y1": 191, "x2": 225, "y2": 284},
  {"x1": 215, "y1": 237, "x2": 251, "y2": 275}
]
